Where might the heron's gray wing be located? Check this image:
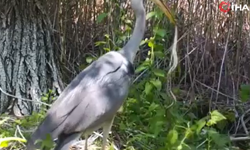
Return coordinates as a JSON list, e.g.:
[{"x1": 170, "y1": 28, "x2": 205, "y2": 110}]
[
  {"x1": 48, "y1": 51, "x2": 125, "y2": 116},
  {"x1": 52, "y1": 51, "x2": 133, "y2": 134},
  {"x1": 27, "y1": 51, "x2": 131, "y2": 149},
  {"x1": 62, "y1": 81, "x2": 129, "y2": 134},
  {"x1": 26, "y1": 85, "x2": 95, "y2": 150}
]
